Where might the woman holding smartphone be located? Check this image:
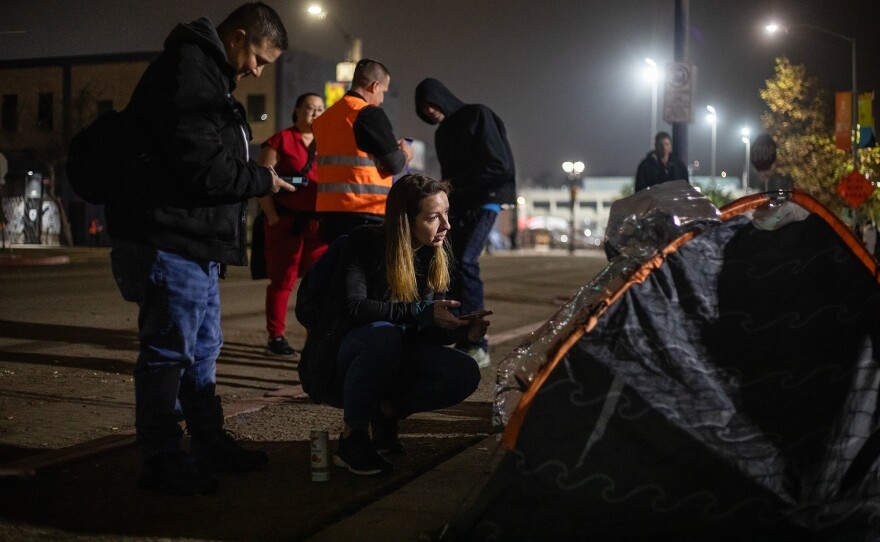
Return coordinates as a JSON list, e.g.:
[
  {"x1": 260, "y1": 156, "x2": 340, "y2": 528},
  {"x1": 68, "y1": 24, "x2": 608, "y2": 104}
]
[
  {"x1": 256, "y1": 93, "x2": 328, "y2": 356},
  {"x1": 298, "y1": 174, "x2": 487, "y2": 475}
]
